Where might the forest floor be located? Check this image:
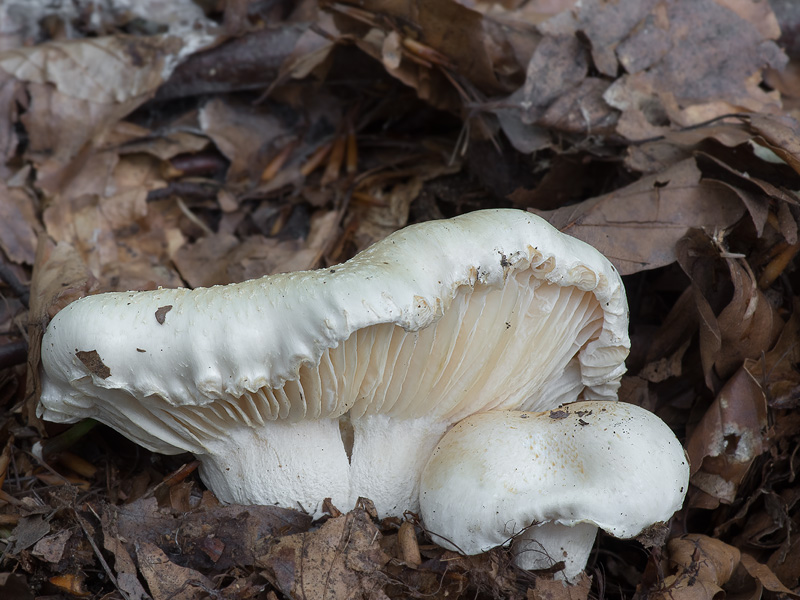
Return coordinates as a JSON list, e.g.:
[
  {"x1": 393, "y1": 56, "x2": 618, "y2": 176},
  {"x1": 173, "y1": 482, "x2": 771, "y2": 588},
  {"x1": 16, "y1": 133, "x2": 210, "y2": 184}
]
[{"x1": 1, "y1": 1, "x2": 800, "y2": 599}]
